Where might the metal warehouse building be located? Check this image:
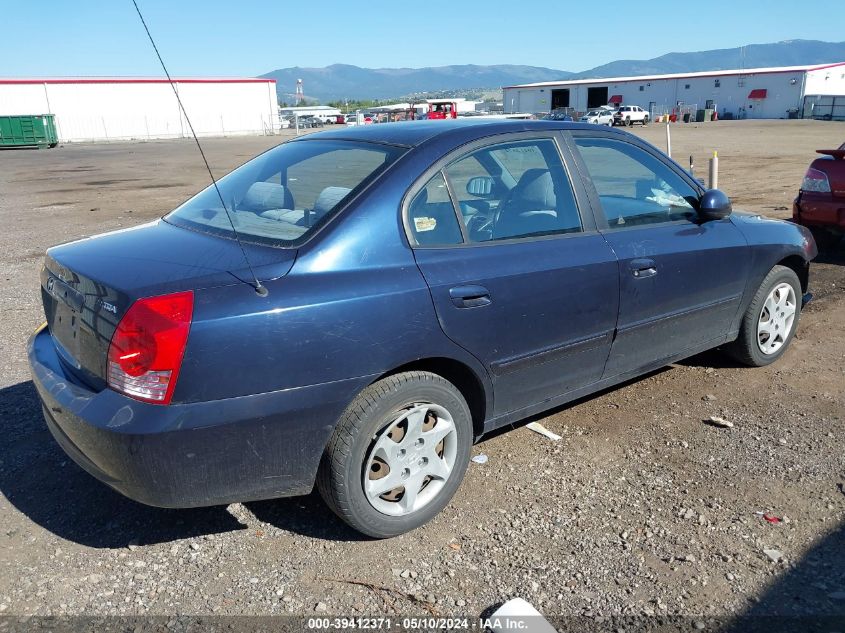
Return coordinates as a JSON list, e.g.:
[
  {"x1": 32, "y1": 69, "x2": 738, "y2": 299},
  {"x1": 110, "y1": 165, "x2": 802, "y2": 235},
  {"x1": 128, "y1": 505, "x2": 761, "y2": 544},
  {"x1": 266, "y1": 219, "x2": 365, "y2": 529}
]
[
  {"x1": 504, "y1": 62, "x2": 845, "y2": 120},
  {"x1": 0, "y1": 77, "x2": 279, "y2": 143}
]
